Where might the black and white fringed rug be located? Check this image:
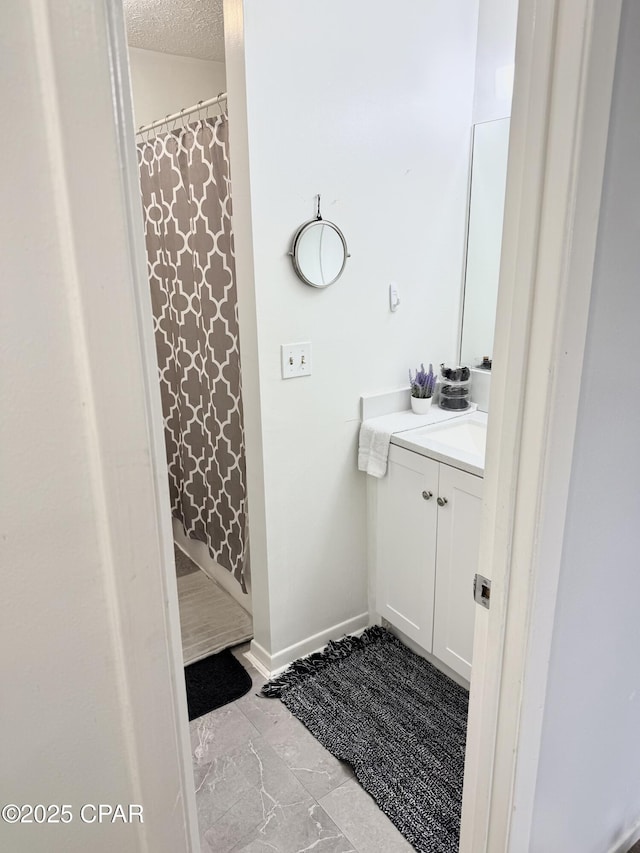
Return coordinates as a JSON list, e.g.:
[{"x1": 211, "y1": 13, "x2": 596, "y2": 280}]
[{"x1": 262, "y1": 626, "x2": 468, "y2": 853}]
